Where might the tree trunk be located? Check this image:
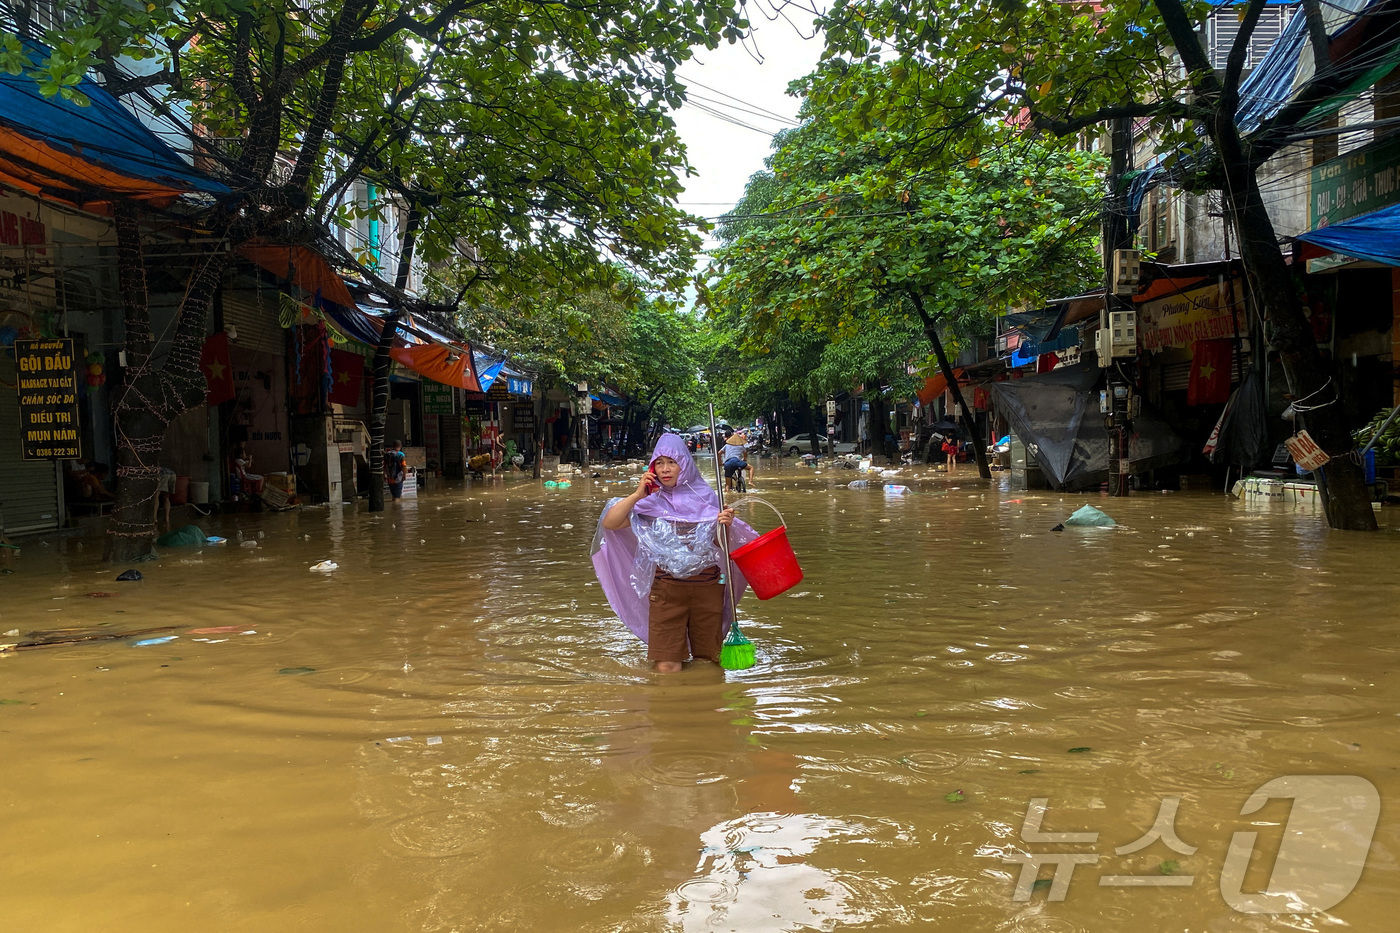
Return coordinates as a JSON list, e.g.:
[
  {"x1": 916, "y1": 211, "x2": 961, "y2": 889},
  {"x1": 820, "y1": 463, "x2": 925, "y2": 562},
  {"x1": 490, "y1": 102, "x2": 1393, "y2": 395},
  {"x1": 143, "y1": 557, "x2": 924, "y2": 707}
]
[
  {"x1": 366, "y1": 309, "x2": 402, "y2": 512},
  {"x1": 532, "y1": 377, "x2": 552, "y2": 479},
  {"x1": 804, "y1": 405, "x2": 821, "y2": 455},
  {"x1": 869, "y1": 391, "x2": 890, "y2": 462},
  {"x1": 1225, "y1": 164, "x2": 1376, "y2": 529},
  {"x1": 105, "y1": 206, "x2": 227, "y2": 562},
  {"x1": 1152, "y1": 0, "x2": 1375, "y2": 529},
  {"x1": 908, "y1": 291, "x2": 992, "y2": 479},
  {"x1": 365, "y1": 202, "x2": 421, "y2": 512}
]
